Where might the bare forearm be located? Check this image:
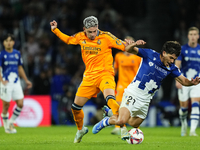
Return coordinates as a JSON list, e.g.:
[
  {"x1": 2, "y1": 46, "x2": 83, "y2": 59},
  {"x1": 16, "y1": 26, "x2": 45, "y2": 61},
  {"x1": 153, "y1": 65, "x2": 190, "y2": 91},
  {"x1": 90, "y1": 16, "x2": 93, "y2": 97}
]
[
  {"x1": 18, "y1": 66, "x2": 28, "y2": 82},
  {"x1": 181, "y1": 78, "x2": 194, "y2": 86},
  {"x1": 176, "y1": 75, "x2": 198, "y2": 86},
  {"x1": 0, "y1": 67, "x2": 3, "y2": 82},
  {"x1": 125, "y1": 44, "x2": 138, "y2": 54}
]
